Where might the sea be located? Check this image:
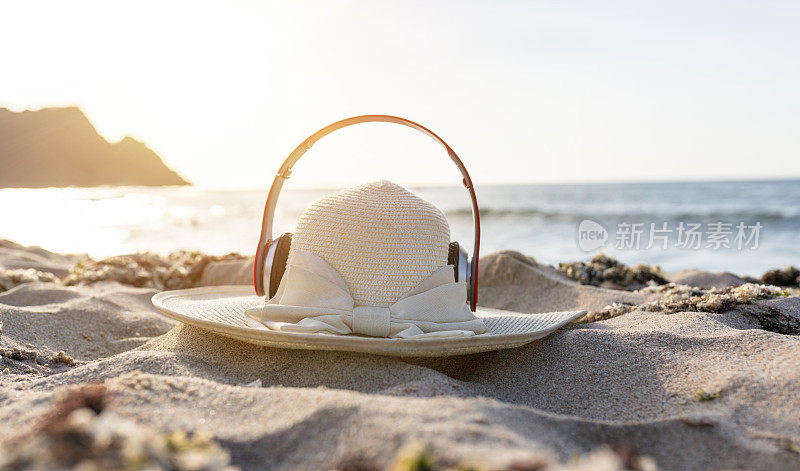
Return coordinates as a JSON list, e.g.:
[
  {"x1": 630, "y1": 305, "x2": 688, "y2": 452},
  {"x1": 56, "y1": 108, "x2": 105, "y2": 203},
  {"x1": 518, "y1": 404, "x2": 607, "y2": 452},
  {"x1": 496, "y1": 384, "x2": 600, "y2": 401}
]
[{"x1": 2, "y1": 180, "x2": 798, "y2": 277}]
